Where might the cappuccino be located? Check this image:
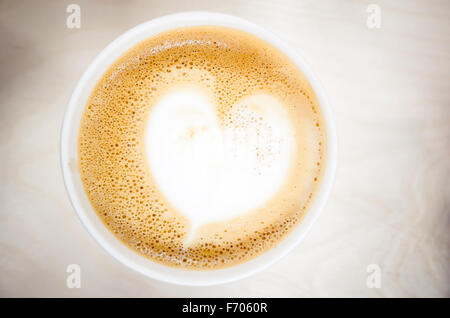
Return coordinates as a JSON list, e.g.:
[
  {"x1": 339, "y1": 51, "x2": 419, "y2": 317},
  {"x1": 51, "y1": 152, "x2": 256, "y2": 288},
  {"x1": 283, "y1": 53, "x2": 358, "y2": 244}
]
[{"x1": 78, "y1": 26, "x2": 326, "y2": 269}]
